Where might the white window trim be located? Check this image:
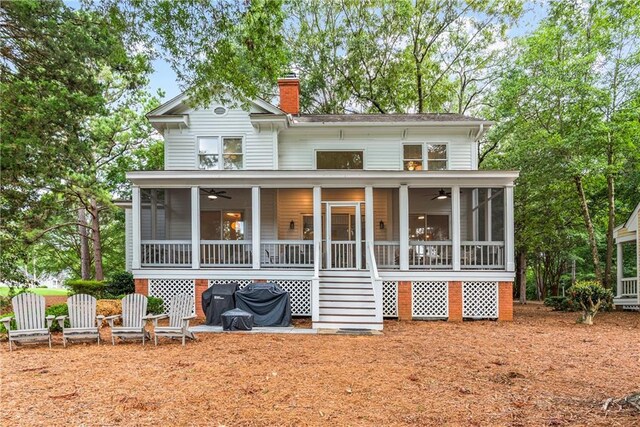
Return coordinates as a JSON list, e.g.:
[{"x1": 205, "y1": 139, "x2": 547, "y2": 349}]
[
  {"x1": 402, "y1": 142, "x2": 449, "y2": 171},
  {"x1": 313, "y1": 148, "x2": 366, "y2": 170},
  {"x1": 197, "y1": 135, "x2": 245, "y2": 170}
]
